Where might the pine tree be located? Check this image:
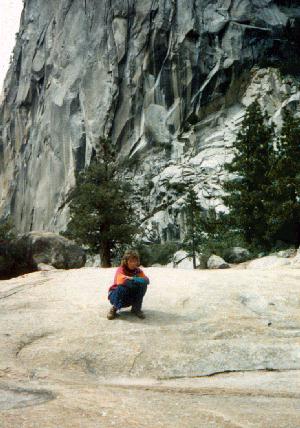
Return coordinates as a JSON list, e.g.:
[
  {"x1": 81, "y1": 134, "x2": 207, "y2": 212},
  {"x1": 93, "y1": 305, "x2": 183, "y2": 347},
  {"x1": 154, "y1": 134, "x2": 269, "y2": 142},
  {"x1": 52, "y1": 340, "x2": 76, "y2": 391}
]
[
  {"x1": 182, "y1": 187, "x2": 203, "y2": 268},
  {"x1": 267, "y1": 108, "x2": 300, "y2": 246},
  {"x1": 196, "y1": 208, "x2": 234, "y2": 256},
  {"x1": 223, "y1": 100, "x2": 275, "y2": 250},
  {"x1": 63, "y1": 138, "x2": 137, "y2": 267}
]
